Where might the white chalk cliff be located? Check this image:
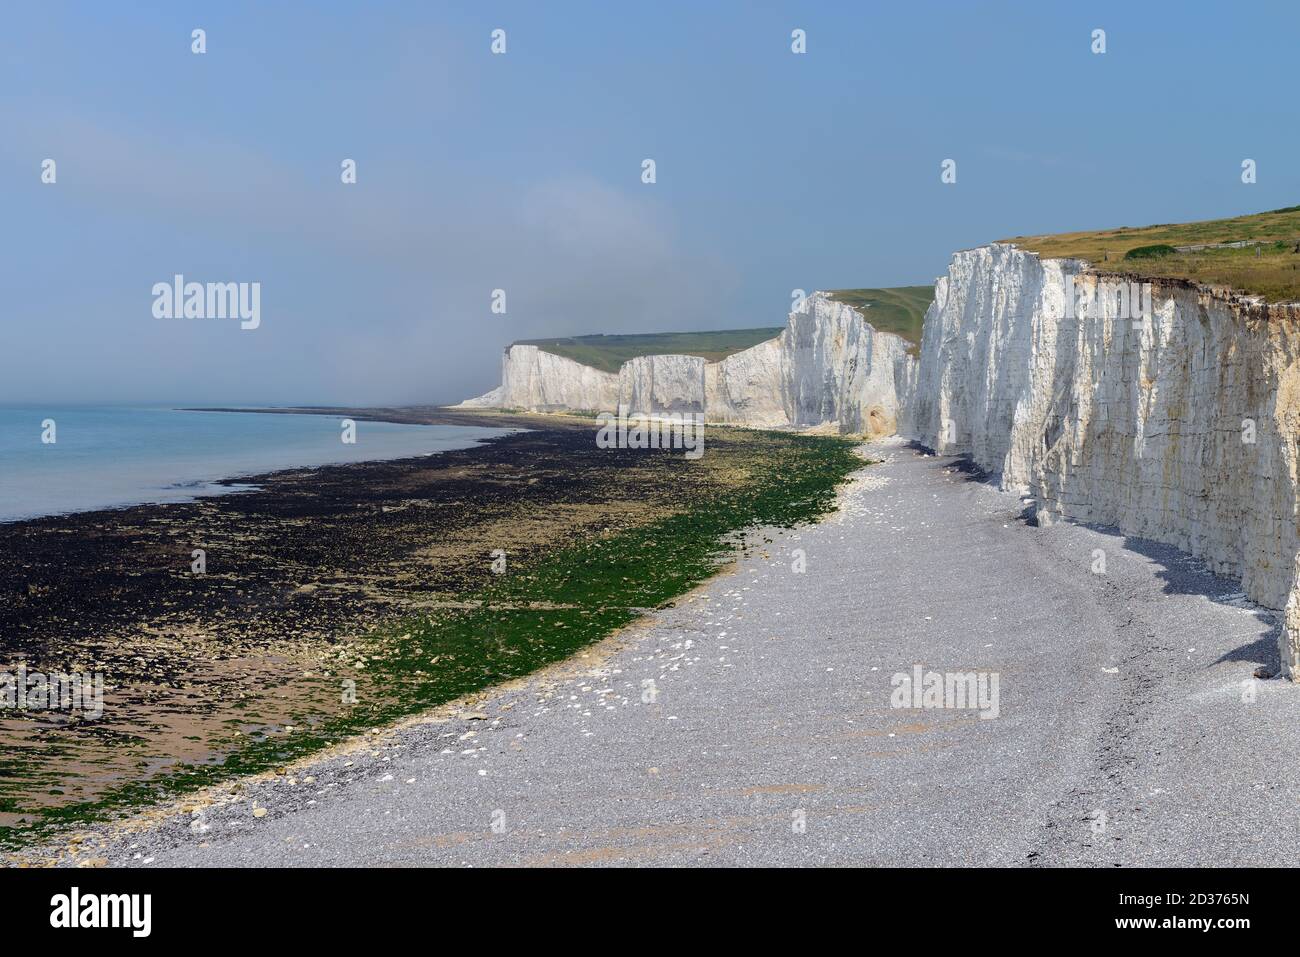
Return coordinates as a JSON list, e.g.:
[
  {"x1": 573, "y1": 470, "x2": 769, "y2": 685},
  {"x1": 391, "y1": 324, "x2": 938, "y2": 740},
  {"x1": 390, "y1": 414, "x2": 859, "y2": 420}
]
[
  {"x1": 909, "y1": 243, "x2": 1300, "y2": 677},
  {"x1": 457, "y1": 292, "x2": 916, "y2": 436},
  {"x1": 458, "y1": 344, "x2": 620, "y2": 414},
  {"x1": 459, "y1": 245, "x2": 1300, "y2": 675}
]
